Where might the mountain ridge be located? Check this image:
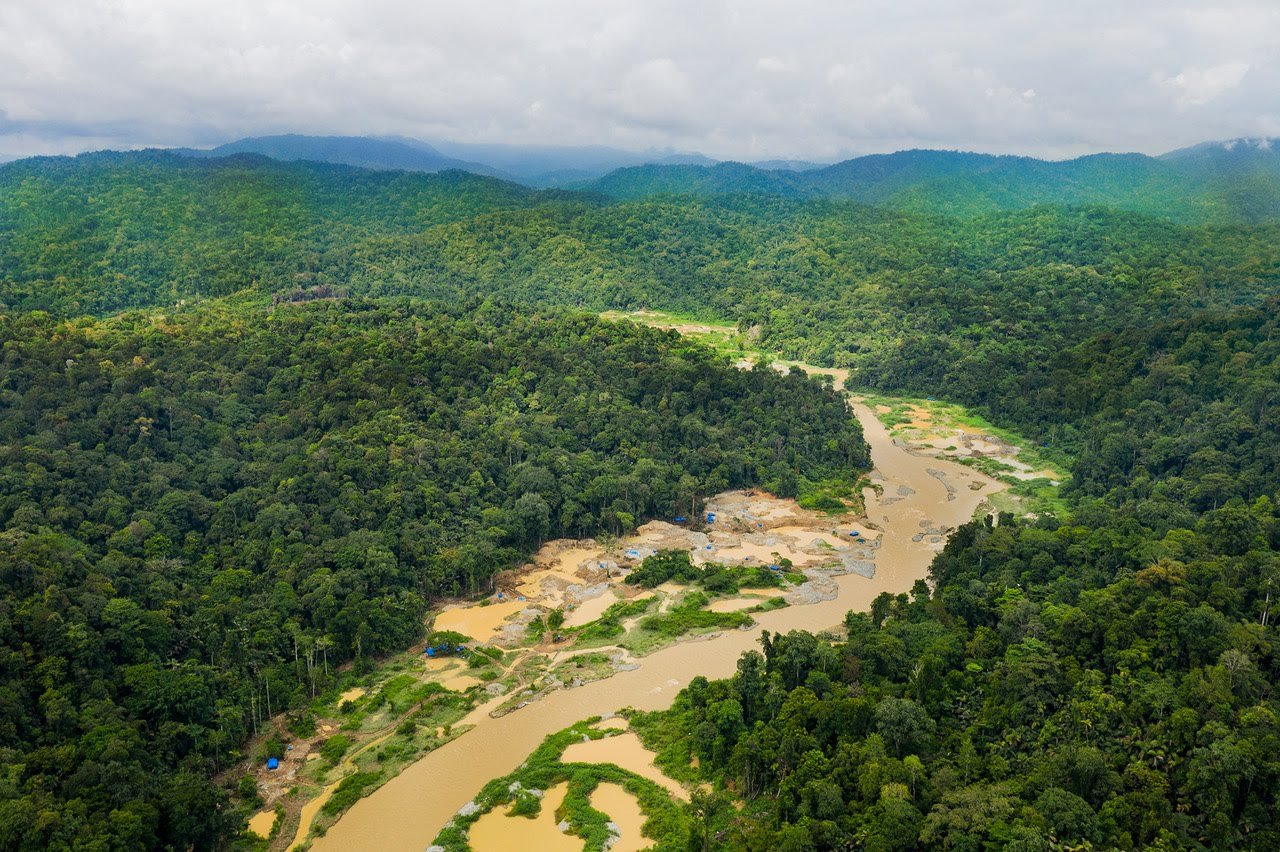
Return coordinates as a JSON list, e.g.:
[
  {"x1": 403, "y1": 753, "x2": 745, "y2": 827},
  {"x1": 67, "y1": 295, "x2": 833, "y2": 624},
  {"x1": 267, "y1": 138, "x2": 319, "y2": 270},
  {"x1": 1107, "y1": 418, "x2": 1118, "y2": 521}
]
[
  {"x1": 584, "y1": 141, "x2": 1280, "y2": 223},
  {"x1": 7, "y1": 134, "x2": 1280, "y2": 224},
  {"x1": 177, "y1": 133, "x2": 517, "y2": 180}
]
